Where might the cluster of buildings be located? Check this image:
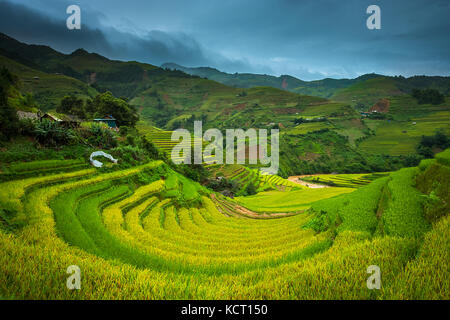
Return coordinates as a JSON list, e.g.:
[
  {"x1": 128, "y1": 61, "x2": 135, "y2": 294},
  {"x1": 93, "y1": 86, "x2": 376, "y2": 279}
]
[{"x1": 16, "y1": 111, "x2": 118, "y2": 129}]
